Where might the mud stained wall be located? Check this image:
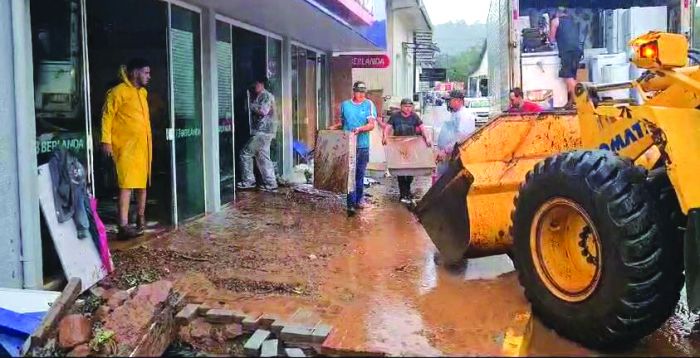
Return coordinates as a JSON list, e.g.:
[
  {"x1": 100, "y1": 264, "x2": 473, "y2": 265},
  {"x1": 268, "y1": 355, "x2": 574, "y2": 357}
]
[{"x1": 0, "y1": 0, "x2": 23, "y2": 288}]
